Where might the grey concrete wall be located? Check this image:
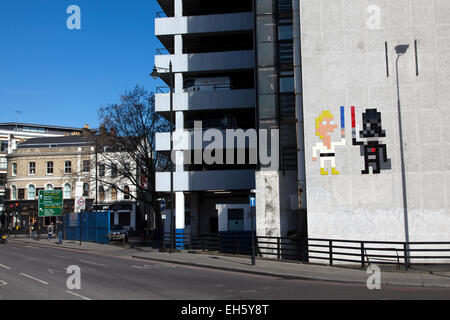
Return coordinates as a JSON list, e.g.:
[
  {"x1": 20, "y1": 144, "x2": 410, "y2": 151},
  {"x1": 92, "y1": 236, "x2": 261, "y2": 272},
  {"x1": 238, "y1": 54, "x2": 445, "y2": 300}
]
[
  {"x1": 255, "y1": 171, "x2": 298, "y2": 238},
  {"x1": 299, "y1": 0, "x2": 450, "y2": 242}
]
